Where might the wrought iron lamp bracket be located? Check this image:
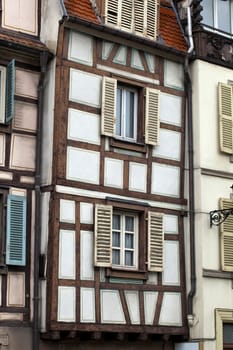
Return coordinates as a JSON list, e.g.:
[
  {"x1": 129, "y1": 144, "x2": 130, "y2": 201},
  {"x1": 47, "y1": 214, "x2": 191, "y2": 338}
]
[{"x1": 209, "y1": 208, "x2": 233, "y2": 227}]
